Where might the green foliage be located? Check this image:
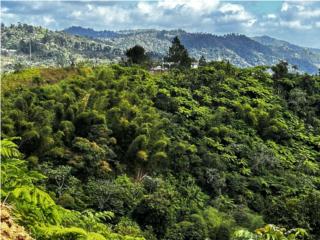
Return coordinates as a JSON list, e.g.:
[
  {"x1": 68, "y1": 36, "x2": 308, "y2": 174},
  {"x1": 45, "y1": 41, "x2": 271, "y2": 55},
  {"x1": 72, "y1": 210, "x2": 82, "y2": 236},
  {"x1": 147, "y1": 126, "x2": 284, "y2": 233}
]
[
  {"x1": 165, "y1": 36, "x2": 192, "y2": 69},
  {"x1": 1, "y1": 138, "x2": 145, "y2": 240},
  {"x1": 126, "y1": 45, "x2": 149, "y2": 65},
  {"x1": 0, "y1": 138, "x2": 45, "y2": 196},
  {"x1": 10, "y1": 186, "x2": 63, "y2": 228},
  {"x1": 2, "y1": 62, "x2": 320, "y2": 240},
  {"x1": 233, "y1": 224, "x2": 308, "y2": 240},
  {"x1": 271, "y1": 61, "x2": 289, "y2": 79},
  {"x1": 198, "y1": 55, "x2": 207, "y2": 67}
]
